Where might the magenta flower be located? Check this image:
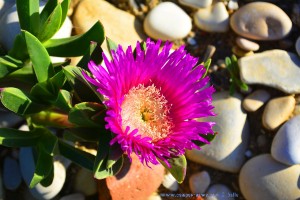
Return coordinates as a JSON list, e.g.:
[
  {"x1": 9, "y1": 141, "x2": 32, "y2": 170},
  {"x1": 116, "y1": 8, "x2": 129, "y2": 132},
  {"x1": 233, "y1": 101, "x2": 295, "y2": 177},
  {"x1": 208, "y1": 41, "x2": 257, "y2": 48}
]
[{"x1": 83, "y1": 39, "x2": 215, "y2": 166}]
